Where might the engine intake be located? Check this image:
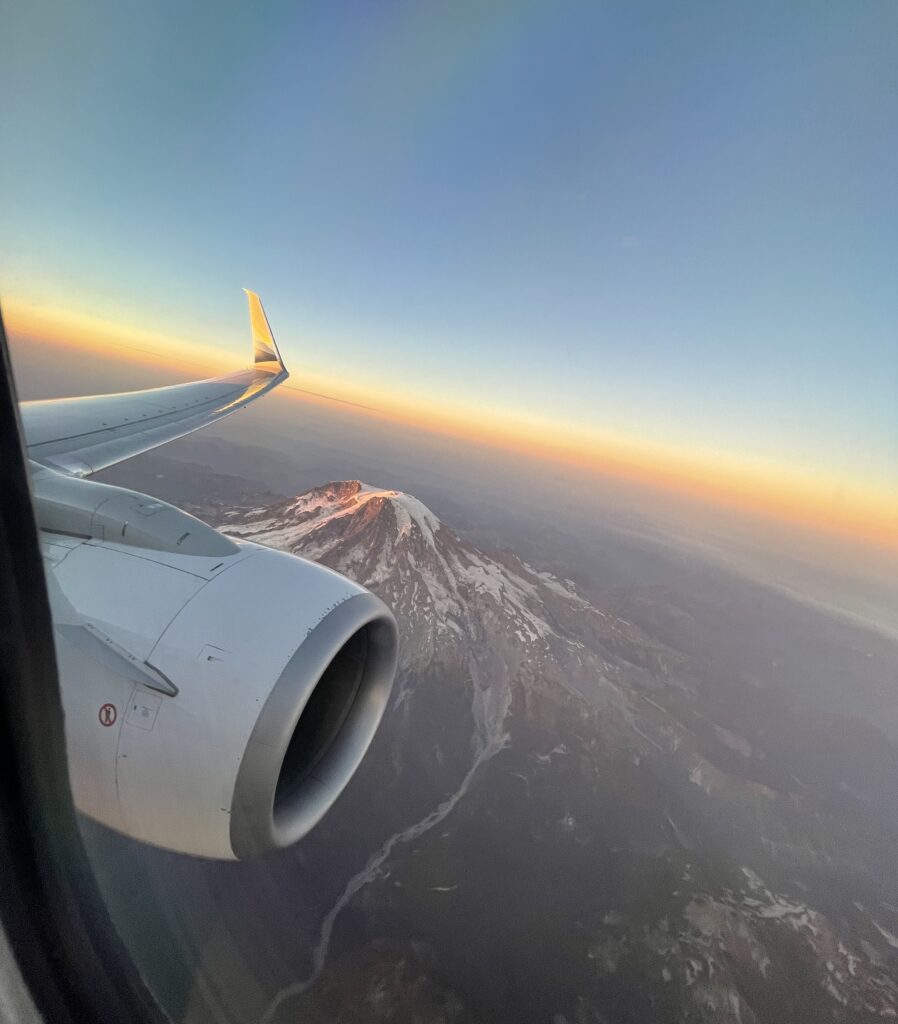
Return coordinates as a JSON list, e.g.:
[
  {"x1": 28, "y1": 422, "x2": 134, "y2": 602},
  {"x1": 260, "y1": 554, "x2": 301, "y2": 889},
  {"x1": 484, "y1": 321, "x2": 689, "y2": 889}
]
[{"x1": 230, "y1": 593, "x2": 397, "y2": 858}]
